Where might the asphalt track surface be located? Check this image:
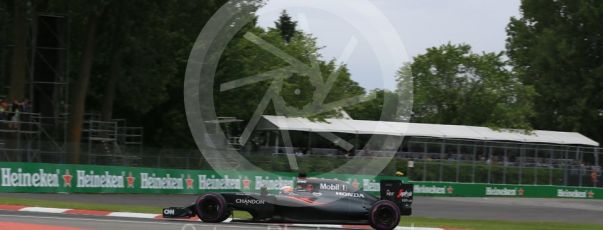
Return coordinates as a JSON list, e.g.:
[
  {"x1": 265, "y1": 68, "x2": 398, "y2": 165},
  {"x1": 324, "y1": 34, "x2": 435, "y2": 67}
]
[
  {"x1": 3, "y1": 193, "x2": 603, "y2": 224},
  {"x1": 0, "y1": 210, "x2": 327, "y2": 230}
]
